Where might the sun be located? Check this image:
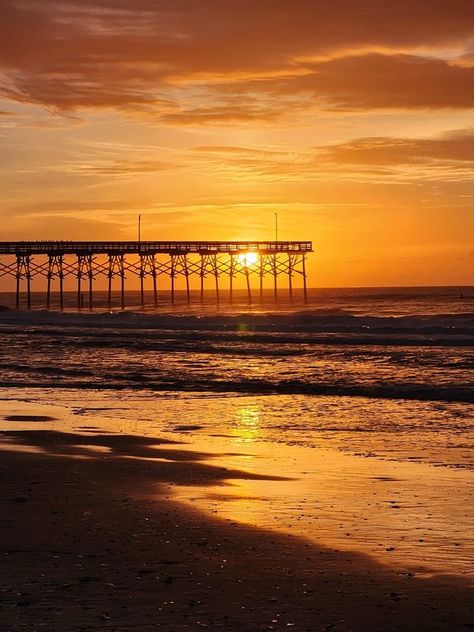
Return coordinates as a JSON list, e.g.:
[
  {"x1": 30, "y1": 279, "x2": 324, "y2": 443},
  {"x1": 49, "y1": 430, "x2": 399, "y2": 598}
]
[{"x1": 237, "y1": 252, "x2": 259, "y2": 266}]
